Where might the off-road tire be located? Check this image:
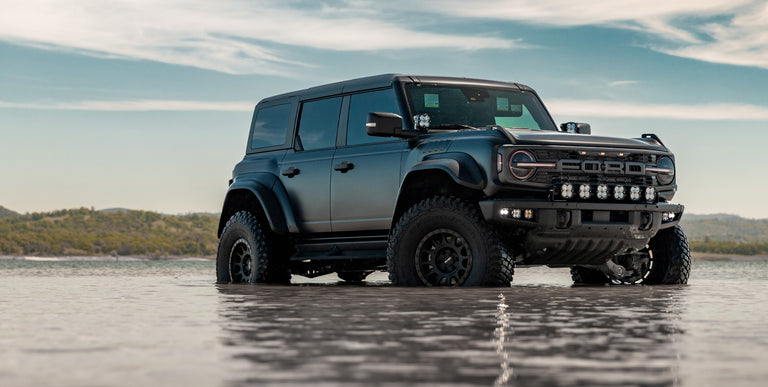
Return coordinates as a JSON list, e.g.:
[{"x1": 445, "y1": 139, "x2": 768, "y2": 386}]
[
  {"x1": 337, "y1": 271, "x2": 373, "y2": 282},
  {"x1": 387, "y1": 196, "x2": 514, "y2": 286},
  {"x1": 216, "y1": 211, "x2": 291, "y2": 284},
  {"x1": 644, "y1": 225, "x2": 691, "y2": 285},
  {"x1": 570, "y1": 266, "x2": 610, "y2": 285}
]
